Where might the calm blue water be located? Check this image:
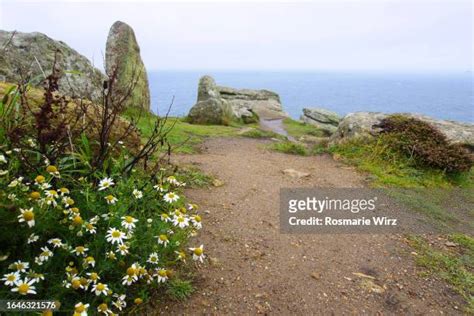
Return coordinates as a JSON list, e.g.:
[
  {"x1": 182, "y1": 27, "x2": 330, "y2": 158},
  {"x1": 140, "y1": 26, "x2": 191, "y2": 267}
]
[{"x1": 149, "y1": 71, "x2": 473, "y2": 123}]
